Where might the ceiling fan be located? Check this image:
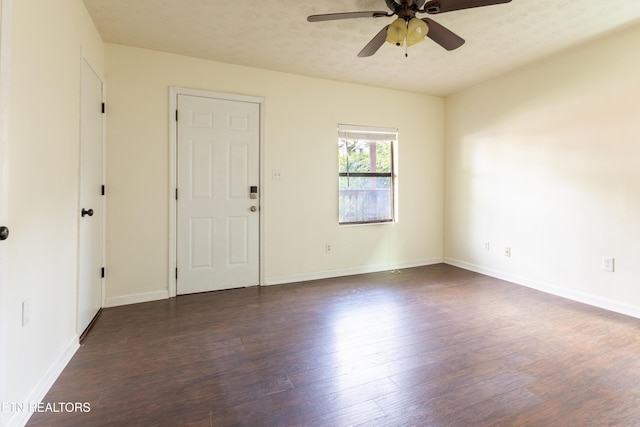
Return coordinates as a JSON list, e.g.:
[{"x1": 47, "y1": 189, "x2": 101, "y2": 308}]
[{"x1": 307, "y1": 0, "x2": 512, "y2": 57}]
